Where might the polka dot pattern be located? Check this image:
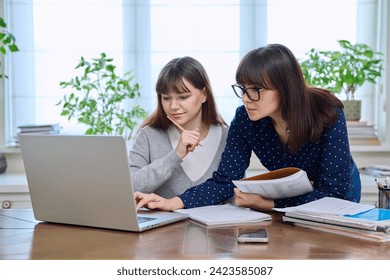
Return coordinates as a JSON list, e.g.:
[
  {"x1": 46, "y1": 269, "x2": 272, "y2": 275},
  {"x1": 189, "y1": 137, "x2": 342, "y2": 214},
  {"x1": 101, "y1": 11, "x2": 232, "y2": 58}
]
[{"x1": 179, "y1": 105, "x2": 361, "y2": 208}]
